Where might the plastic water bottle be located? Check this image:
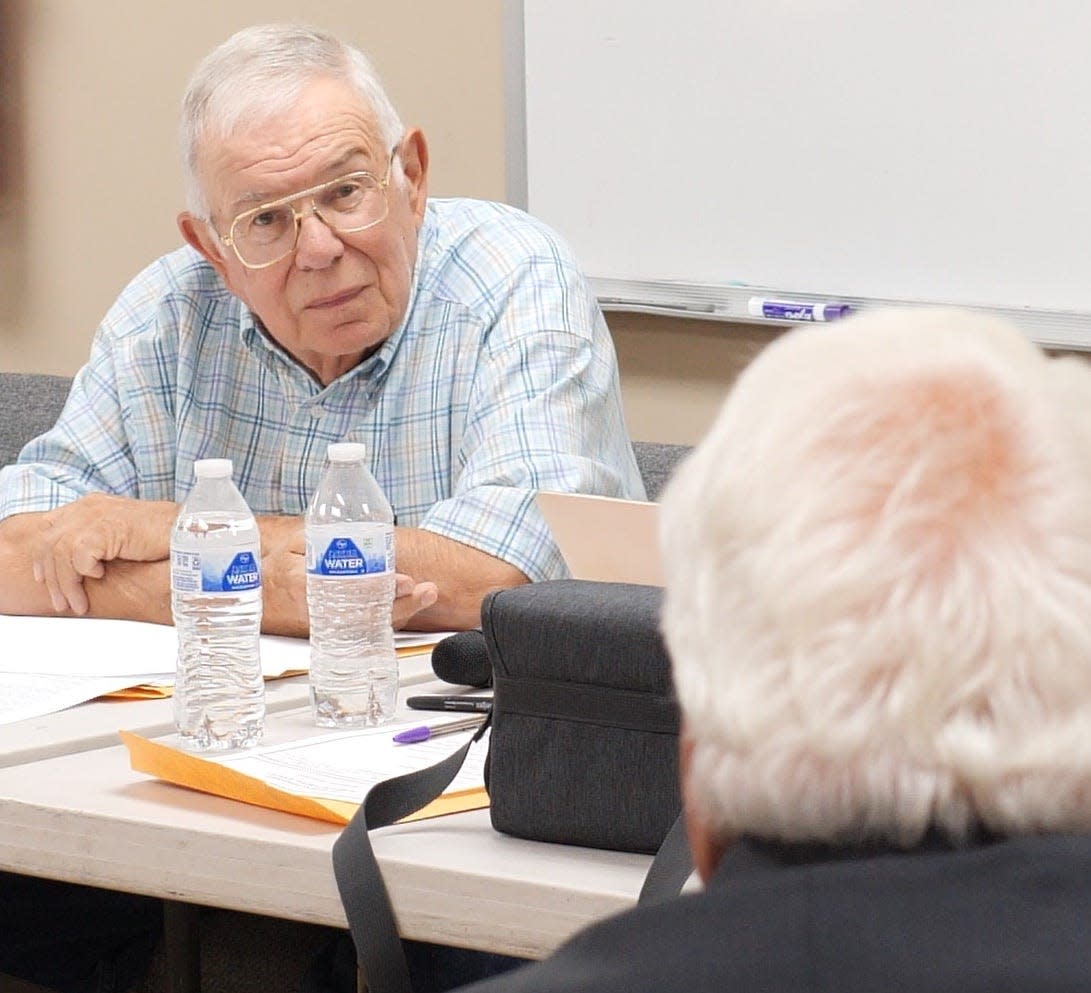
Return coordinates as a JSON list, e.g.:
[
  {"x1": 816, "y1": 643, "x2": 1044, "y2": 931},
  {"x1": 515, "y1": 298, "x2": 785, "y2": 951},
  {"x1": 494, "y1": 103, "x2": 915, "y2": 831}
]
[
  {"x1": 305, "y1": 442, "x2": 397, "y2": 727},
  {"x1": 170, "y1": 458, "x2": 265, "y2": 751}
]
